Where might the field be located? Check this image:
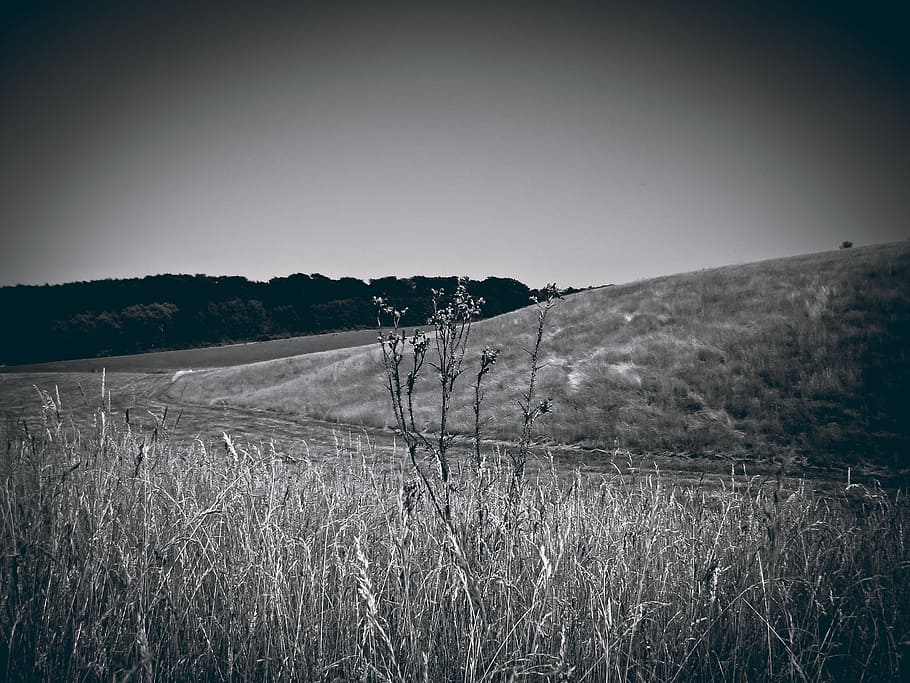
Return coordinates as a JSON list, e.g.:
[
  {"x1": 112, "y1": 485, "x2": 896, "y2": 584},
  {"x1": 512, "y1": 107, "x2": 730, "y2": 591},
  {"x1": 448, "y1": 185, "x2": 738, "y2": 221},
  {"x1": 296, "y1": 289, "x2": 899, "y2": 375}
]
[
  {"x1": 1, "y1": 393, "x2": 908, "y2": 681},
  {"x1": 2, "y1": 243, "x2": 909, "y2": 680},
  {"x1": 0, "y1": 328, "x2": 380, "y2": 374}
]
